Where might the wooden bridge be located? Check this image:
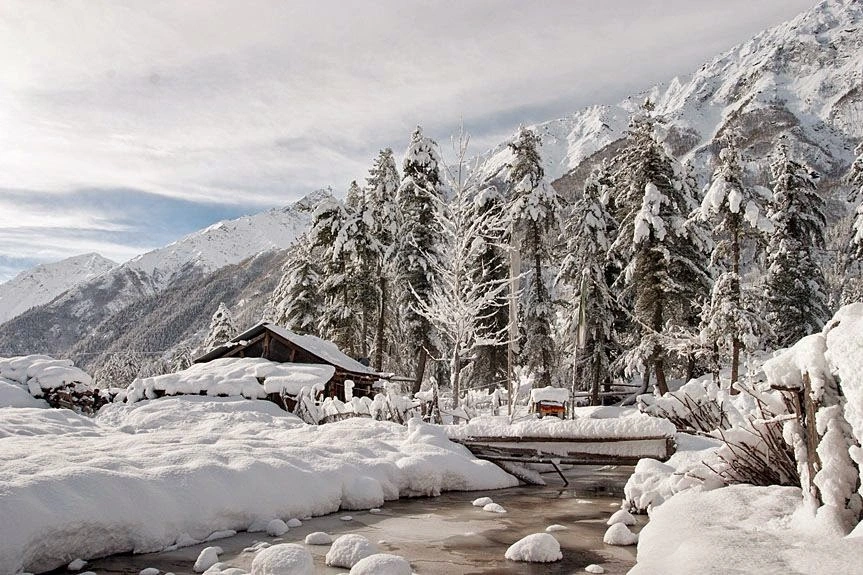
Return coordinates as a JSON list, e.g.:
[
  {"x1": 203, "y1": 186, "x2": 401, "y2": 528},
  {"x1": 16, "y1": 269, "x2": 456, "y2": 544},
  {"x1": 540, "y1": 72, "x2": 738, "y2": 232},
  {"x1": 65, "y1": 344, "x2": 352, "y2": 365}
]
[{"x1": 447, "y1": 416, "x2": 677, "y2": 486}]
